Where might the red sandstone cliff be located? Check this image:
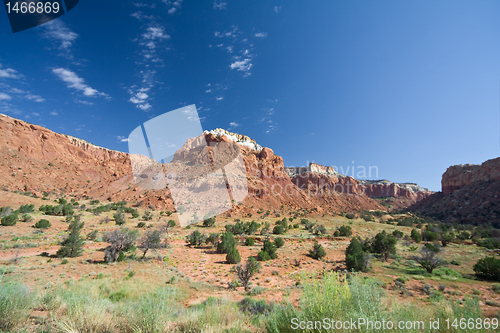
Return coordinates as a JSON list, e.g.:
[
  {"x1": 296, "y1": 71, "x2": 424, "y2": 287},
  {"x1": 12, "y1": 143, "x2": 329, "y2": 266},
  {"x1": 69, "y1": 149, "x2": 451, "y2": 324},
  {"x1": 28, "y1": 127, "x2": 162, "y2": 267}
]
[{"x1": 441, "y1": 157, "x2": 500, "y2": 194}]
